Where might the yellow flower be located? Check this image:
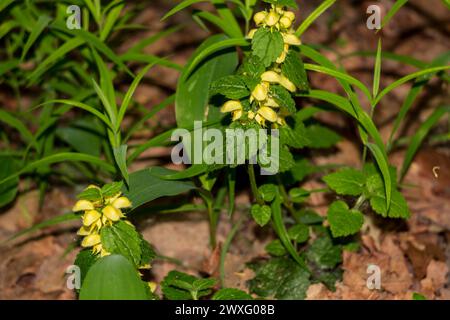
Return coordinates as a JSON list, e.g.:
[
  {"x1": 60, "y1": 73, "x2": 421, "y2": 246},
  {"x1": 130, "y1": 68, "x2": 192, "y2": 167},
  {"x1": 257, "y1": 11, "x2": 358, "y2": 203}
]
[
  {"x1": 148, "y1": 281, "x2": 157, "y2": 293},
  {"x1": 221, "y1": 100, "x2": 242, "y2": 113},
  {"x1": 253, "y1": 11, "x2": 267, "y2": 25},
  {"x1": 83, "y1": 210, "x2": 101, "y2": 227},
  {"x1": 248, "y1": 110, "x2": 255, "y2": 119},
  {"x1": 82, "y1": 234, "x2": 101, "y2": 247},
  {"x1": 72, "y1": 200, "x2": 94, "y2": 212},
  {"x1": 279, "y1": 75, "x2": 296, "y2": 92},
  {"x1": 261, "y1": 71, "x2": 281, "y2": 83},
  {"x1": 232, "y1": 109, "x2": 243, "y2": 121},
  {"x1": 282, "y1": 33, "x2": 301, "y2": 46},
  {"x1": 112, "y1": 196, "x2": 132, "y2": 209},
  {"x1": 265, "y1": 11, "x2": 279, "y2": 27},
  {"x1": 257, "y1": 107, "x2": 278, "y2": 122},
  {"x1": 246, "y1": 28, "x2": 257, "y2": 39},
  {"x1": 77, "y1": 226, "x2": 91, "y2": 236},
  {"x1": 255, "y1": 114, "x2": 266, "y2": 126},
  {"x1": 265, "y1": 97, "x2": 279, "y2": 108},
  {"x1": 102, "y1": 205, "x2": 122, "y2": 222},
  {"x1": 251, "y1": 83, "x2": 269, "y2": 101}
]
